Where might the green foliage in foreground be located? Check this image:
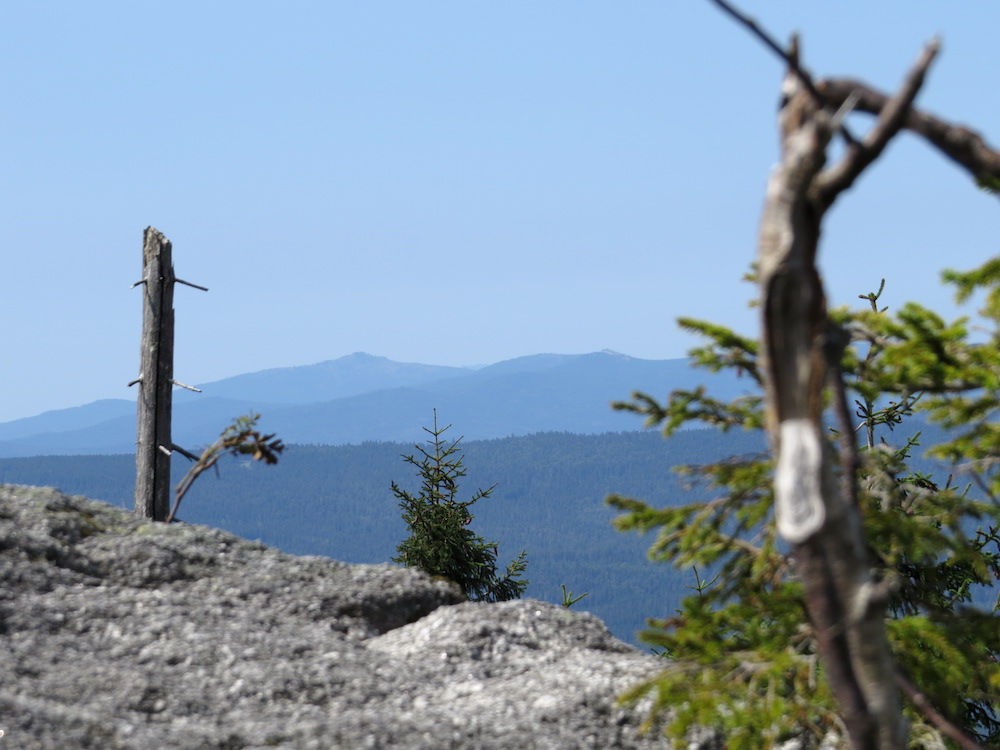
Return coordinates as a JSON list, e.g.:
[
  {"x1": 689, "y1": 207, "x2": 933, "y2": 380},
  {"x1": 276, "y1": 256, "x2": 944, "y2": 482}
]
[
  {"x1": 391, "y1": 411, "x2": 528, "y2": 603},
  {"x1": 610, "y1": 266, "x2": 1000, "y2": 748}
]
